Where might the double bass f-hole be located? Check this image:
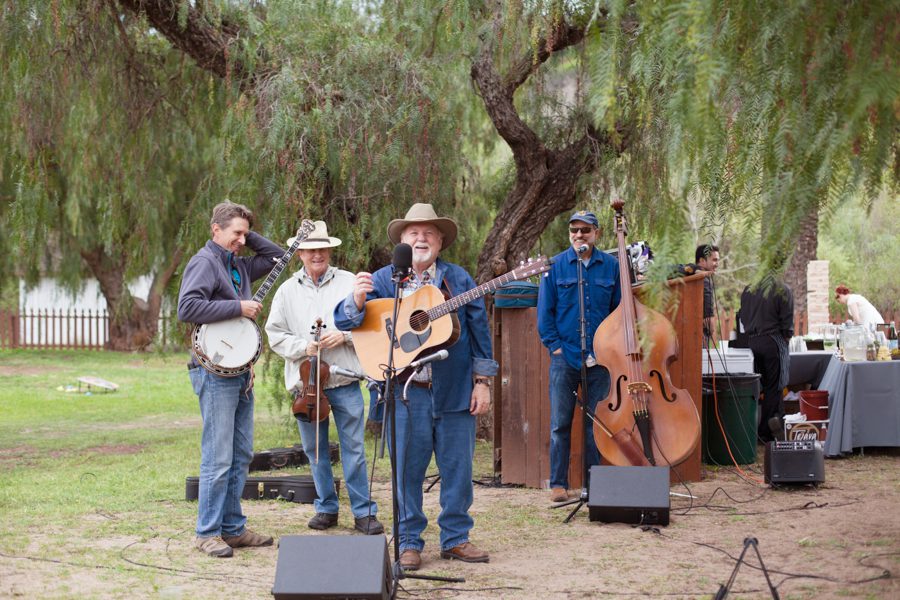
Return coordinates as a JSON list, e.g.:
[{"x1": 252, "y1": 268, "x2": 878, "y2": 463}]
[{"x1": 650, "y1": 370, "x2": 677, "y2": 402}]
